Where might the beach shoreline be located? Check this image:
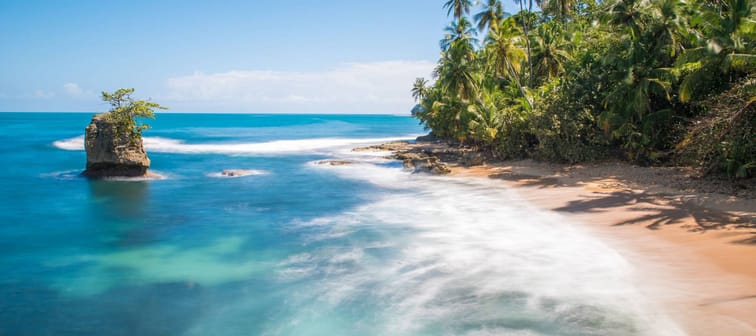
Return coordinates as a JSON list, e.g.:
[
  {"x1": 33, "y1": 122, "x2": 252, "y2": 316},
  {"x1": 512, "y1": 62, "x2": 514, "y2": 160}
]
[{"x1": 364, "y1": 140, "x2": 756, "y2": 335}]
